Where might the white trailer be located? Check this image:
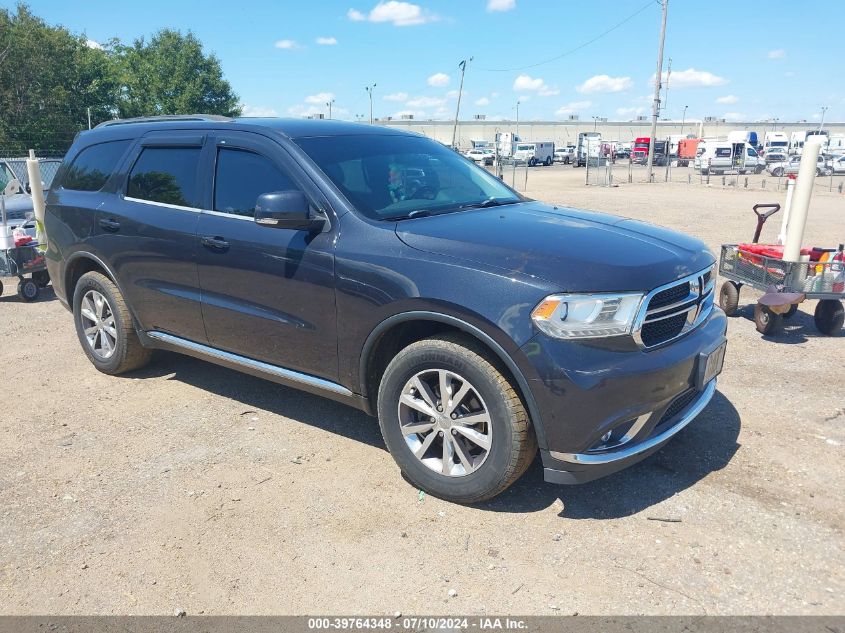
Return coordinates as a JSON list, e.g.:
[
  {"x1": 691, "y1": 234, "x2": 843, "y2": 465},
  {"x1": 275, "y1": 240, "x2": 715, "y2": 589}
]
[
  {"x1": 575, "y1": 132, "x2": 601, "y2": 167},
  {"x1": 764, "y1": 131, "x2": 788, "y2": 152}
]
